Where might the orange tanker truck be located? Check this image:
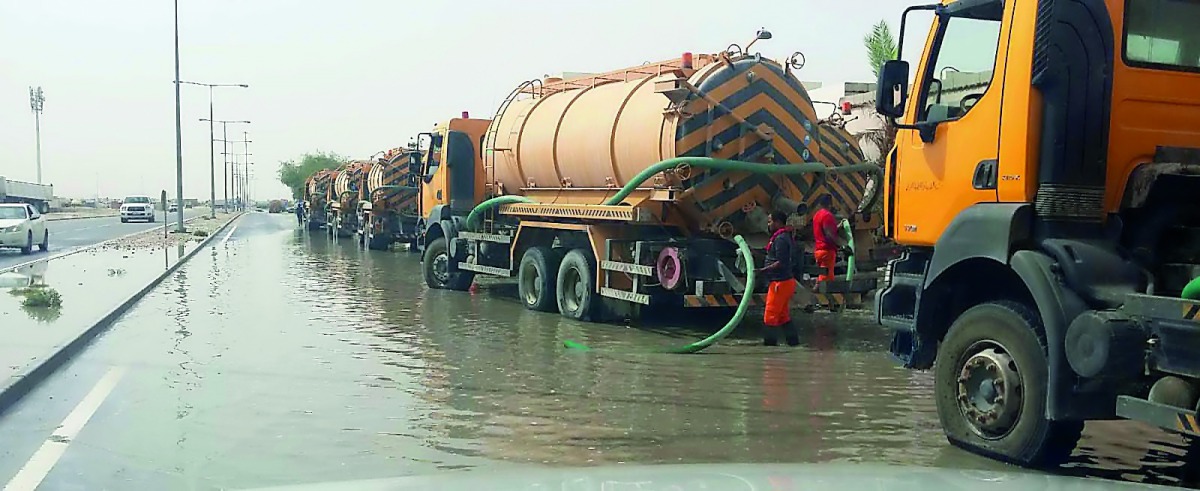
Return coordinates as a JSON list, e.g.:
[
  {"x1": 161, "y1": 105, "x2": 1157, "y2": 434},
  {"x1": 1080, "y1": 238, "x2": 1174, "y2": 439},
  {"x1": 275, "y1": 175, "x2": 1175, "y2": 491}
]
[
  {"x1": 418, "y1": 33, "x2": 882, "y2": 320},
  {"x1": 302, "y1": 169, "x2": 335, "y2": 230},
  {"x1": 357, "y1": 146, "x2": 423, "y2": 251},
  {"x1": 871, "y1": 0, "x2": 1200, "y2": 468},
  {"x1": 329, "y1": 160, "x2": 373, "y2": 238}
]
